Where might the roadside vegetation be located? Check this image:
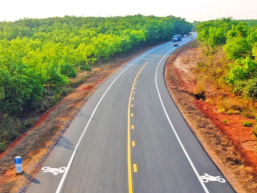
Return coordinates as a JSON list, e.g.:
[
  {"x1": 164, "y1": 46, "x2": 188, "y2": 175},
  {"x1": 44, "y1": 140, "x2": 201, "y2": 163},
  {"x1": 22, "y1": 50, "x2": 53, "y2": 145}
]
[
  {"x1": 165, "y1": 42, "x2": 257, "y2": 193},
  {"x1": 0, "y1": 15, "x2": 192, "y2": 152},
  {"x1": 195, "y1": 18, "x2": 257, "y2": 138}
]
